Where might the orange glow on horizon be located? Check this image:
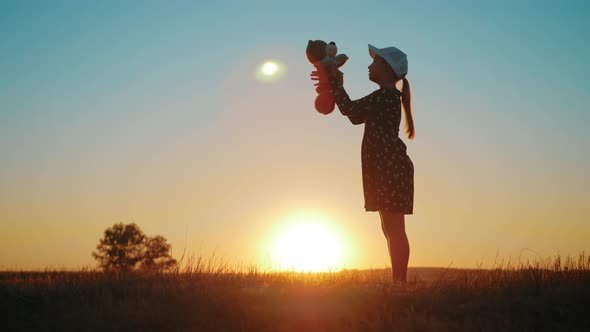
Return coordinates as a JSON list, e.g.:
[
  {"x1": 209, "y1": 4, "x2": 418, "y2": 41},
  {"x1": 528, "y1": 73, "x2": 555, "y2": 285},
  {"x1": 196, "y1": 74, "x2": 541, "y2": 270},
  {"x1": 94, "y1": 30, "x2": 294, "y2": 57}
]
[{"x1": 267, "y1": 213, "x2": 346, "y2": 272}]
